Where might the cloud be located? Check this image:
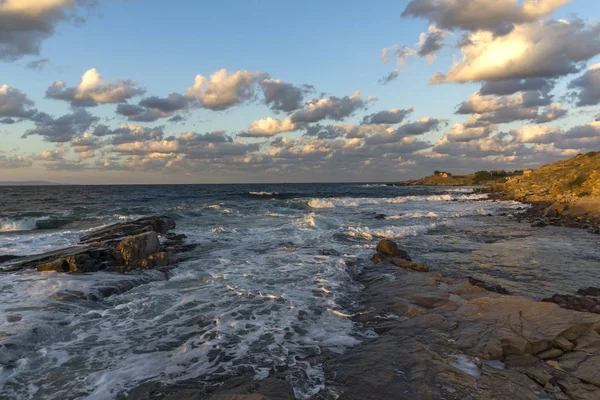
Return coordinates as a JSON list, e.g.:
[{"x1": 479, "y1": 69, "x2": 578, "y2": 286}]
[
  {"x1": 402, "y1": 0, "x2": 571, "y2": 36},
  {"x1": 362, "y1": 107, "x2": 414, "y2": 125},
  {"x1": 23, "y1": 109, "x2": 98, "y2": 142},
  {"x1": 378, "y1": 69, "x2": 400, "y2": 85},
  {"x1": 568, "y1": 63, "x2": 600, "y2": 106},
  {"x1": 479, "y1": 78, "x2": 554, "y2": 96},
  {"x1": 46, "y1": 68, "x2": 145, "y2": 106},
  {"x1": 290, "y1": 92, "x2": 369, "y2": 124},
  {"x1": 0, "y1": 154, "x2": 32, "y2": 169},
  {"x1": 446, "y1": 123, "x2": 495, "y2": 142},
  {"x1": 25, "y1": 58, "x2": 50, "y2": 71},
  {"x1": 0, "y1": 0, "x2": 105, "y2": 60},
  {"x1": 178, "y1": 131, "x2": 233, "y2": 144},
  {"x1": 259, "y1": 79, "x2": 311, "y2": 112},
  {"x1": 186, "y1": 69, "x2": 267, "y2": 110},
  {"x1": 239, "y1": 117, "x2": 298, "y2": 137},
  {"x1": 71, "y1": 132, "x2": 103, "y2": 159},
  {"x1": 418, "y1": 25, "x2": 449, "y2": 60},
  {"x1": 431, "y1": 19, "x2": 600, "y2": 84},
  {"x1": 93, "y1": 124, "x2": 165, "y2": 145},
  {"x1": 139, "y1": 93, "x2": 190, "y2": 113},
  {"x1": 116, "y1": 103, "x2": 145, "y2": 117},
  {"x1": 456, "y1": 91, "x2": 551, "y2": 114},
  {"x1": 382, "y1": 45, "x2": 417, "y2": 66},
  {"x1": 535, "y1": 103, "x2": 568, "y2": 123},
  {"x1": 510, "y1": 125, "x2": 562, "y2": 144},
  {"x1": 303, "y1": 124, "x2": 347, "y2": 140},
  {"x1": 0, "y1": 84, "x2": 37, "y2": 118},
  {"x1": 365, "y1": 117, "x2": 443, "y2": 145}
]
